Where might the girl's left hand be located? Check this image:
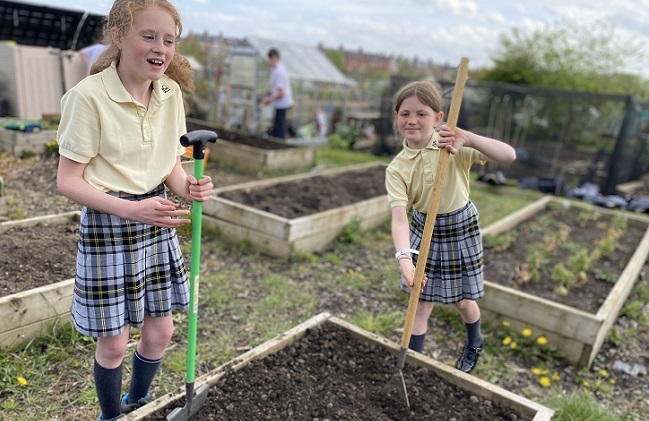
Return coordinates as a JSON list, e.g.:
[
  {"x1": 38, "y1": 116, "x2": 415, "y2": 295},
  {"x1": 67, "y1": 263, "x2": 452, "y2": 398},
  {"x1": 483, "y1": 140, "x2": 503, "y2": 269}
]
[
  {"x1": 186, "y1": 175, "x2": 214, "y2": 202},
  {"x1": 437, "y1": 125, "x2": 467, "y2": 154}
]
